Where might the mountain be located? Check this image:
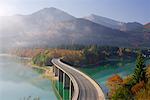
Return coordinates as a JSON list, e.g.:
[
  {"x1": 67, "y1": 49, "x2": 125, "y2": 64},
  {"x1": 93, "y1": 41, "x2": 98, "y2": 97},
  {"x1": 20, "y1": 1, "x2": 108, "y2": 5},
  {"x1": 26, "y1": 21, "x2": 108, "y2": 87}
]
[
  {"x1": 0, "y1": 7, "x2": 149, "y2": 51},
  {"x1": 45, "y1": 18, "x2": 132, "y2": 46},
  {"x1": 30, "y1": 7, "x2": 75, "y2": 22},
  {"x1": 84, "y1": 14, "x2": 124, "y2": 30},
  {"x1": 0, "y1": 7, "x2": 75, "y2": 33},
  {"x1": 144, "y1": 23, "x2": 150, "y2": 31},
  {"x1": 122, "y1": 22, "x2": 144, "y2": 32},
  {"x1": 84, "y1": 14, "x2": 144, "y2": 32},
  {"x1": 0, "y1": 7, "x2": 75, "y2": 50},
  {"x1": 143, "y1": 23, "x2": 150, "y2": 42}
]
